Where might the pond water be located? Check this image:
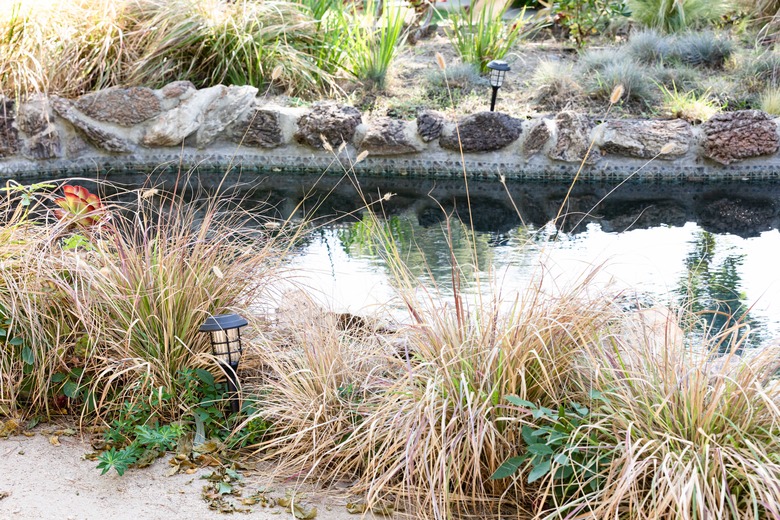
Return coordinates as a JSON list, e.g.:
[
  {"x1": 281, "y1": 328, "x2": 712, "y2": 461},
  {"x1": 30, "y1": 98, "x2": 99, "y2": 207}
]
[
  {"x1": 292, "y1": 212, "x2": 780, "y2": 346},
  {"x1": 18, "y1": 171, "x2": 780, "y2": 344}
]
